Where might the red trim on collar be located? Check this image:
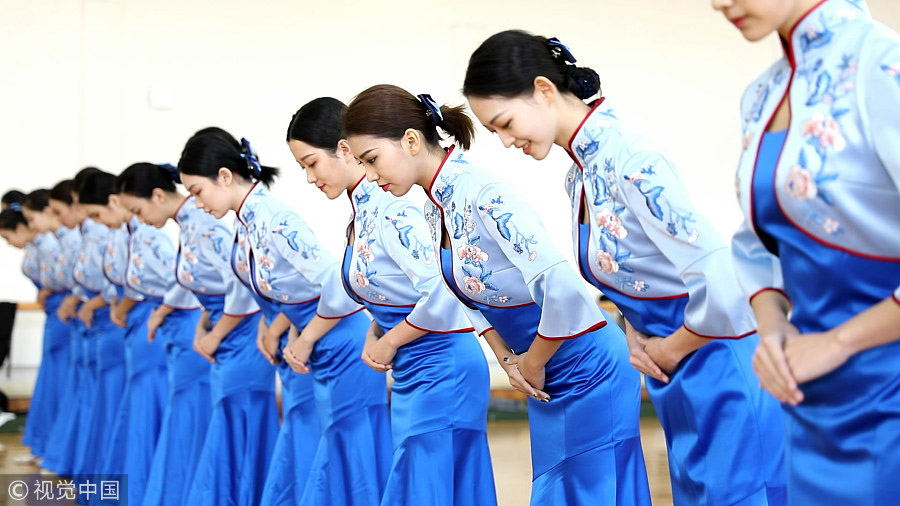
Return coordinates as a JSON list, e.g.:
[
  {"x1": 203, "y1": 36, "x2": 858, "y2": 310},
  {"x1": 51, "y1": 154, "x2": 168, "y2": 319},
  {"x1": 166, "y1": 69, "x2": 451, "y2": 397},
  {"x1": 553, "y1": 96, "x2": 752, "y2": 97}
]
[
  {"x1": 235, "y1": 181, "x2": 260, "y2": 226},
  {"x1": 347, "y1": 174, "x2": 367, "y2": 209},
  {"x1": 566, "y1": 97, "x2": 606, "y2": 168},
  {"x1": 425, "y1": 145, "x2": 456, "y2": 207},
  {"x1": 173, "y1": 195, "x2": 190, "y2": 225},
  {"x1": 783, "y1": 0, "x2": 829, "y2": 68}
]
